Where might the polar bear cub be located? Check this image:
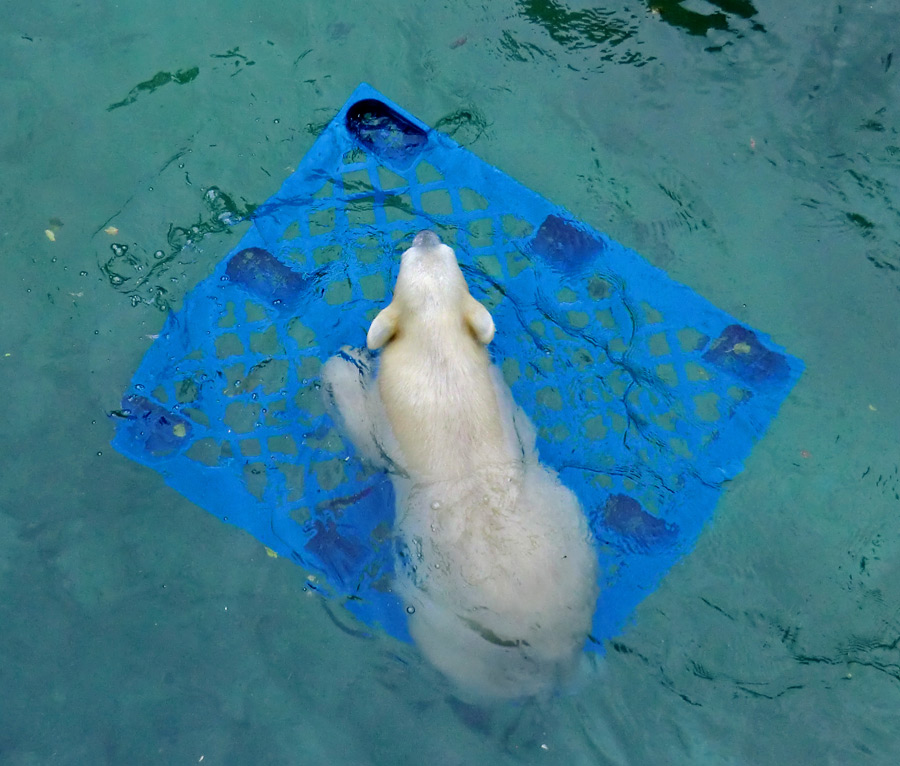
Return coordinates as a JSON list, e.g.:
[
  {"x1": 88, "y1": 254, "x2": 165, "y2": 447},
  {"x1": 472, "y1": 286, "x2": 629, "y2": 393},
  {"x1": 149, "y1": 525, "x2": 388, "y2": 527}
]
[{"x1": 321, "y1": 230, "x2": 598, "y2": 700}]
